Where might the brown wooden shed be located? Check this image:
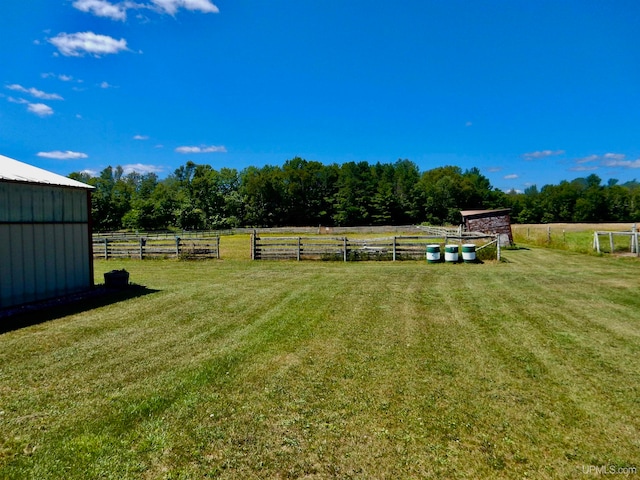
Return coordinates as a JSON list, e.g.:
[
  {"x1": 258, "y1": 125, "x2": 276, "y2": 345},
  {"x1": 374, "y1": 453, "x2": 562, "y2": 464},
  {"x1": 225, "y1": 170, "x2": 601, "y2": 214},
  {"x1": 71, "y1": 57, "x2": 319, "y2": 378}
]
[{"x1": 460, "y1": 208, "x2": 513, "y2": 246}]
